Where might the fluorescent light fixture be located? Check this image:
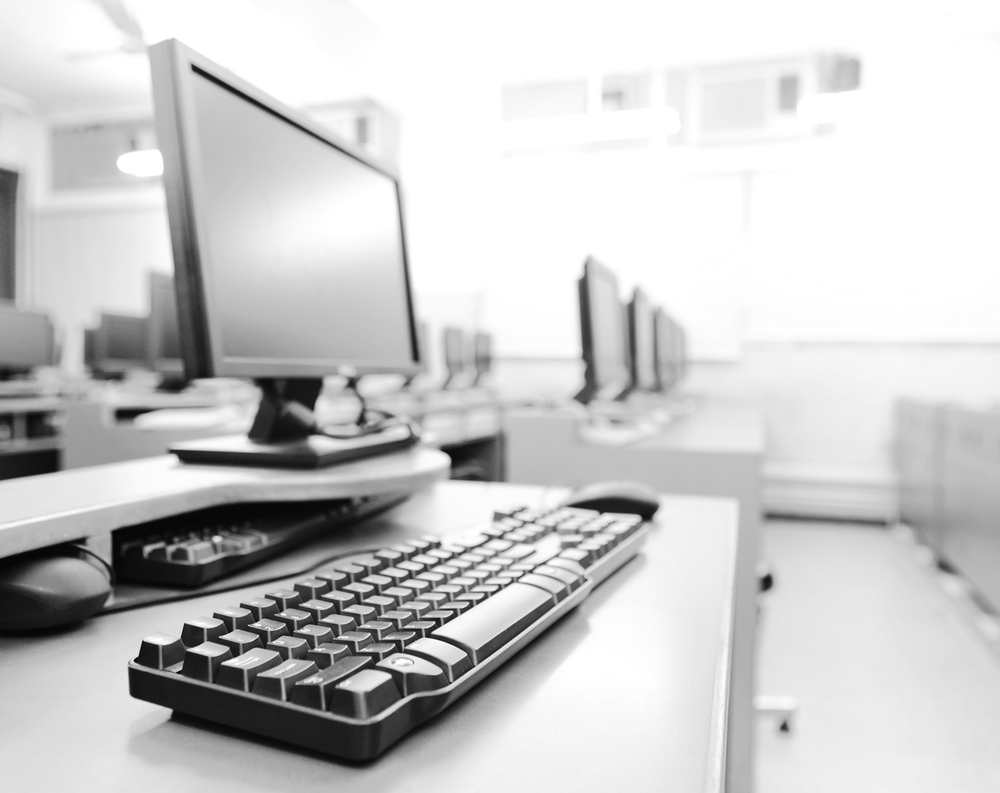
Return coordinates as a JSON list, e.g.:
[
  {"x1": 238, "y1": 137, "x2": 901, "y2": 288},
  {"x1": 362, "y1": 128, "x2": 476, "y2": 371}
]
[
  {"x1": 116, "y1": 149, "x2": 163, "y2": 177},
  {"x1": 797, "y1": 90, "x2": 863, "y2": 126}
]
